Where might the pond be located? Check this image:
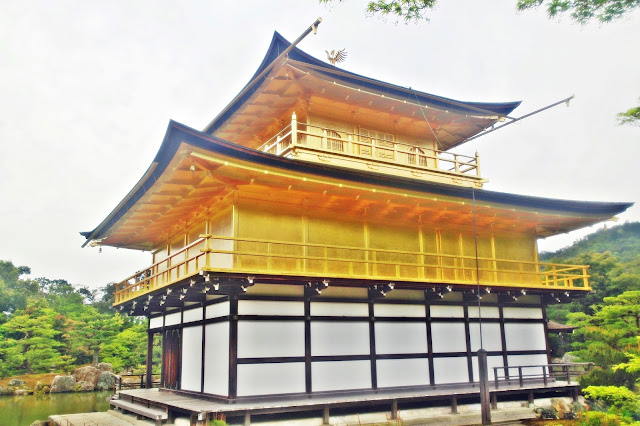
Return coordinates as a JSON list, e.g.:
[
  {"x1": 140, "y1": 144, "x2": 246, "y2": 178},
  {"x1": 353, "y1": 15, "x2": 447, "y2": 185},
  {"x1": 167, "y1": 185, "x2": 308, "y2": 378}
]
[{"x1": 0, "y1": 391, "x2": 111, "y2": 426}]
